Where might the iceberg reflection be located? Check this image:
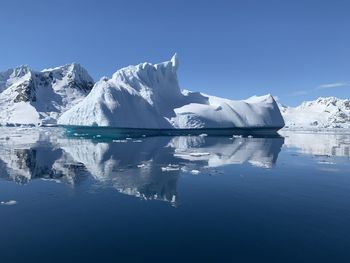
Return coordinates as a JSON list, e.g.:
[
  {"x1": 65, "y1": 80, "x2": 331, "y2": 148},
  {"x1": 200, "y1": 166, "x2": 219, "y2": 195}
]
[
  {"x1": 0, "y1": 127, "x2": 284, "y2": 204},
  {"x1": 169, "y1": 136, "x2": 283, "y2": 168}
]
